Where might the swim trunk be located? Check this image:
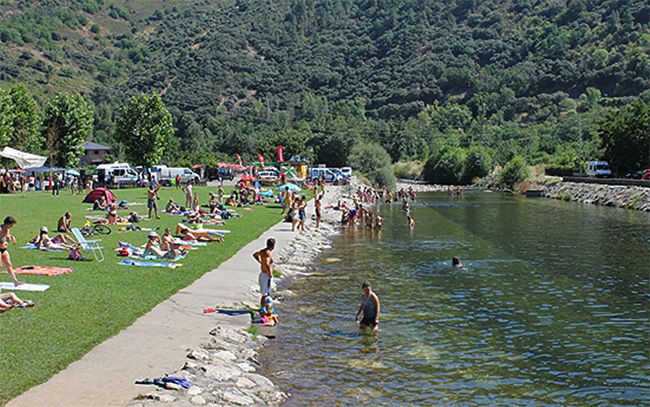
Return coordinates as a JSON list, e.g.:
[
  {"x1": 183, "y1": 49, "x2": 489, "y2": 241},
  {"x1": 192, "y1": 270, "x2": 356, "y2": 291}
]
[
  {"x1": 299, "y1": 210, "x2": 306, "y2": 221},
  {"x1": 148, "y1": 199, "x2": 157, "y2": 209},
  {"x1": 258, "y1": 272, "x2": 271, "y2": 296},
  {"x1": 360, "y1": 315, "x2": 377, "y2": 328}
]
